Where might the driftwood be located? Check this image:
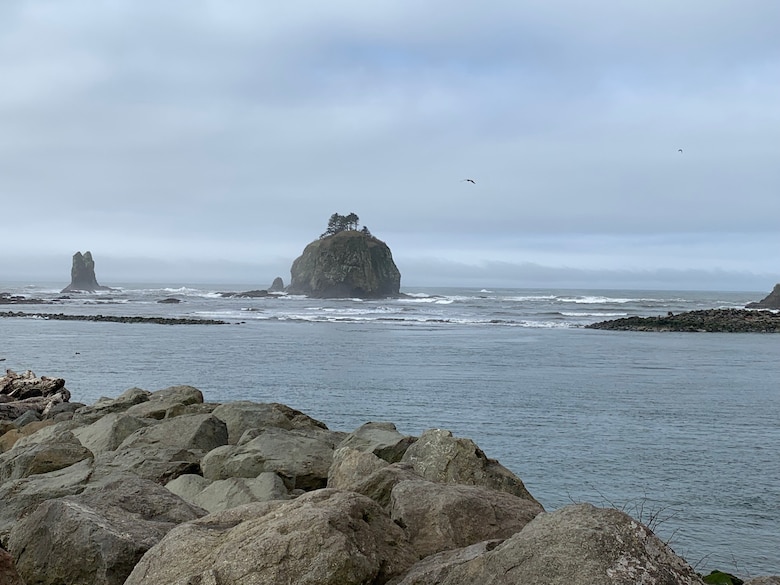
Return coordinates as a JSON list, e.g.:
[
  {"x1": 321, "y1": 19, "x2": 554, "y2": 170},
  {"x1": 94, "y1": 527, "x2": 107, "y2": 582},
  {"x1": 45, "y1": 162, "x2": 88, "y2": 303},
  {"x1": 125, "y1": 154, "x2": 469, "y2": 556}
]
[{"x1": 0, "y1": 370, "x2": 70, "y2": 421}]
